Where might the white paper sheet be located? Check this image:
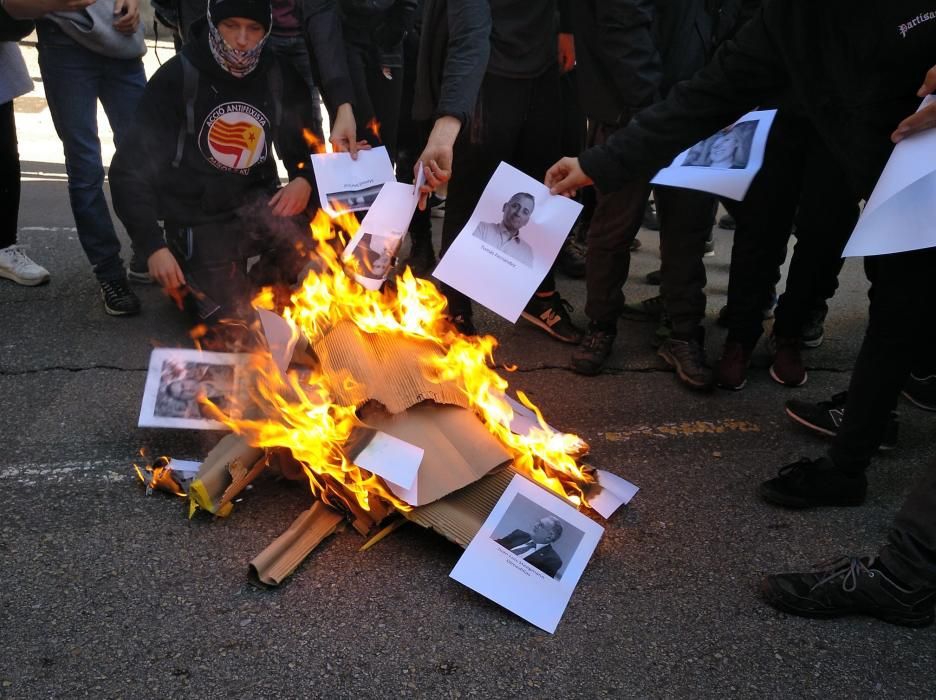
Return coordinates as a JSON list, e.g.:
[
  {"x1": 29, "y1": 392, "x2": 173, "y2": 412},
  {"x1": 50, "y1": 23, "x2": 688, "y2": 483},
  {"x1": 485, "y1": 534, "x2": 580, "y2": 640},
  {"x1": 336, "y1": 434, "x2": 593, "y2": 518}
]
[
  {"x1": 257, "y1": 308, "x2": 300, "y2": 374},
  {"x1": 843, "y1": 96, "x2": 936, "y2": 257},
  {"x1": 450, "y1": 474, "x2": 603, "y2": 633},
  {"x1": 354, "y1": 431, "x2": 424, "y2": 490},
  {"x1": 650, "y1": 109, "x2": 777, "y2": 201},
  {"x1": 588, "y1": 470, "x2": 640, "y2": 519},
  {"x1": 433, "y1": 162, "x2": 582, "y2": 322},
  {"x1": 342, "y1": 173, "x2": 424, "y2": 290},
  {"x1": 309, "y1": 146, "x2": 395, "y2": 216},
  {"x1": 167, "y1": 459, "x2": 201, "y2": 479},
  {"x1": 505, "y1": 394, "x2": 557, "y2": 436}
]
